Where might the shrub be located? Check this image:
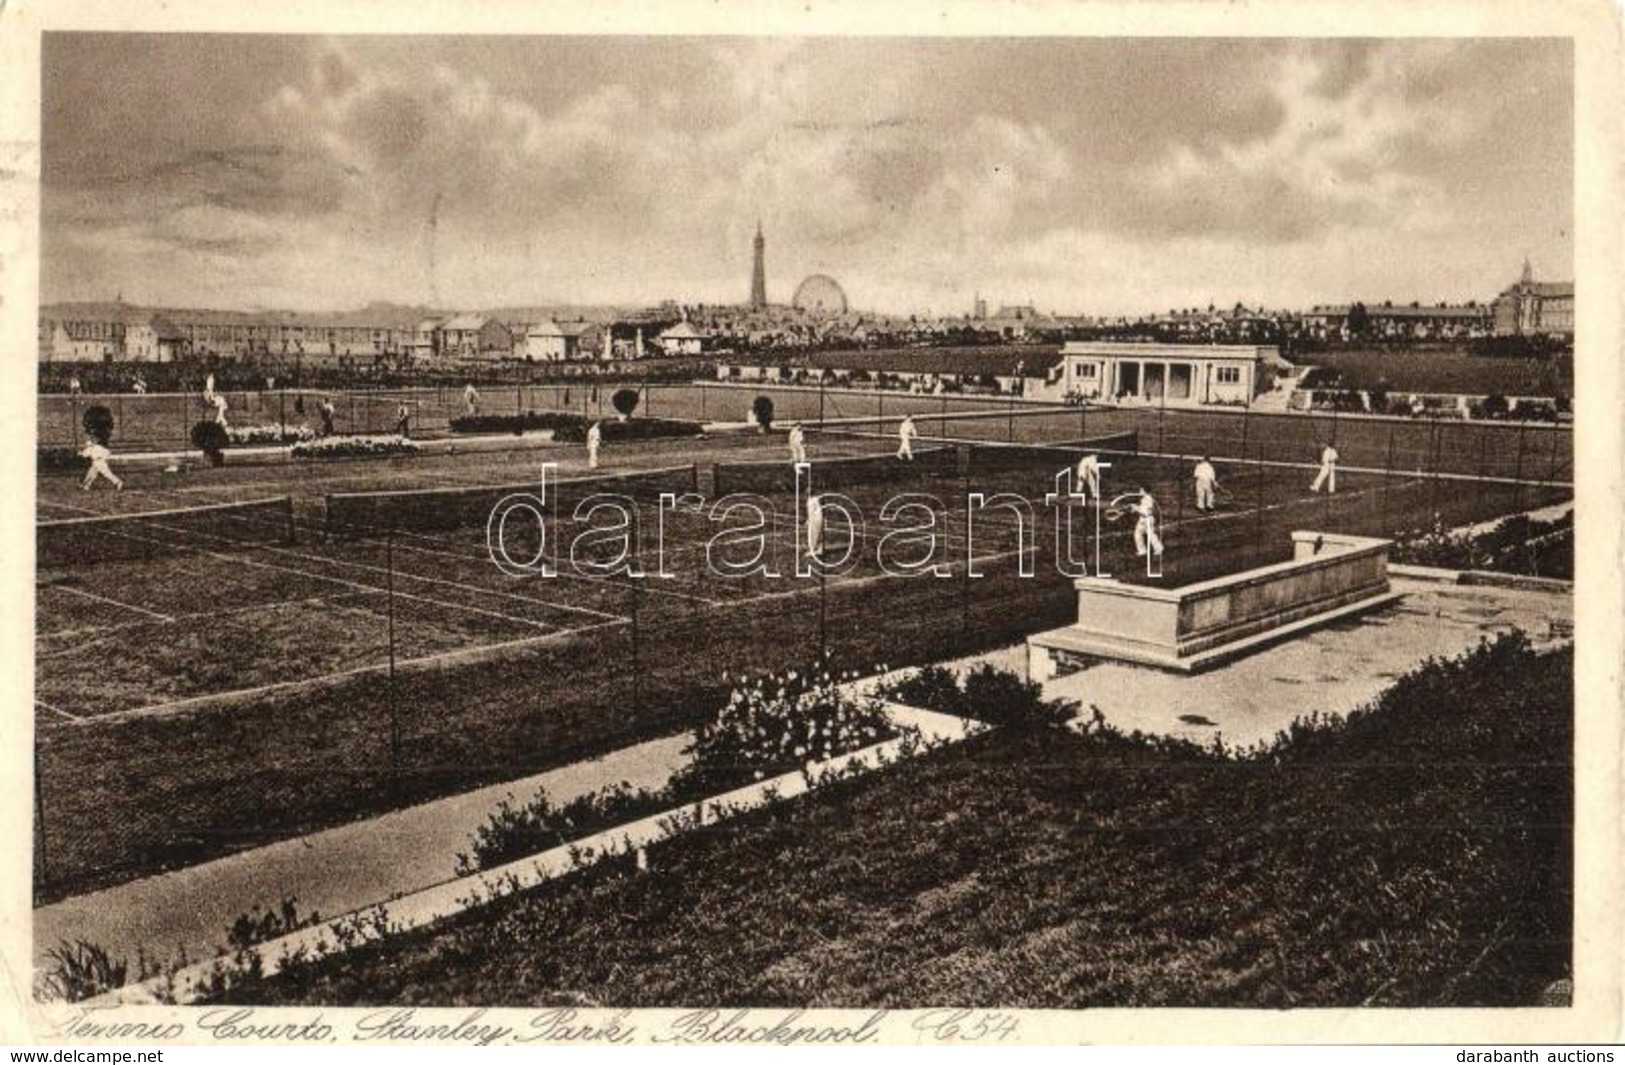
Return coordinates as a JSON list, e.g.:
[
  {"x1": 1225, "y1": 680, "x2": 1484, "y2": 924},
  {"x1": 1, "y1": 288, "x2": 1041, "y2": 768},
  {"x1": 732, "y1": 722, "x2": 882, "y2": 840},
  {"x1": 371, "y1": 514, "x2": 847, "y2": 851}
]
[
  {"x1": 961, "y1": 664, "x2": 1077, "y2": 732},
  {"x1": 190, "y1": 420, "x2": 229, "y2": 464},
  {"x1": 673, "y1": 662, "x2": 896, "y2": 796},
  {"x1": 38, "y1": 447, "x2": 86, "y2": 474},
  {"x1": 611, "y1": 389, "x2": 640, "y2": 419},
  {"x1": 39, "y1": 940, "x2": 127, "y2": 1002},
  {"x1": 752, "y1": 395, "x2": 775, "y2": 431},
  {"x1": 449, "y1": 411, "x2": 580, "y2": 435},
  {"x1": 455, "y1": 782, "x2": 666, "y2": 876},
  {"x1": 1474, "y1": 394, "x2": 1510, "y2": 420},
  {"x1": 227, "y1": 898, "x2": 318, "y2": 951},
  {"x1": 883, "y1": 663, "x2": 1077, "y2": 733},
  {"x1": 551, "y1": 417, "x2": 702, "y2": 444},
  {"x1": 82, "y1": 404, "x2": 114, "y2": 445}
]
